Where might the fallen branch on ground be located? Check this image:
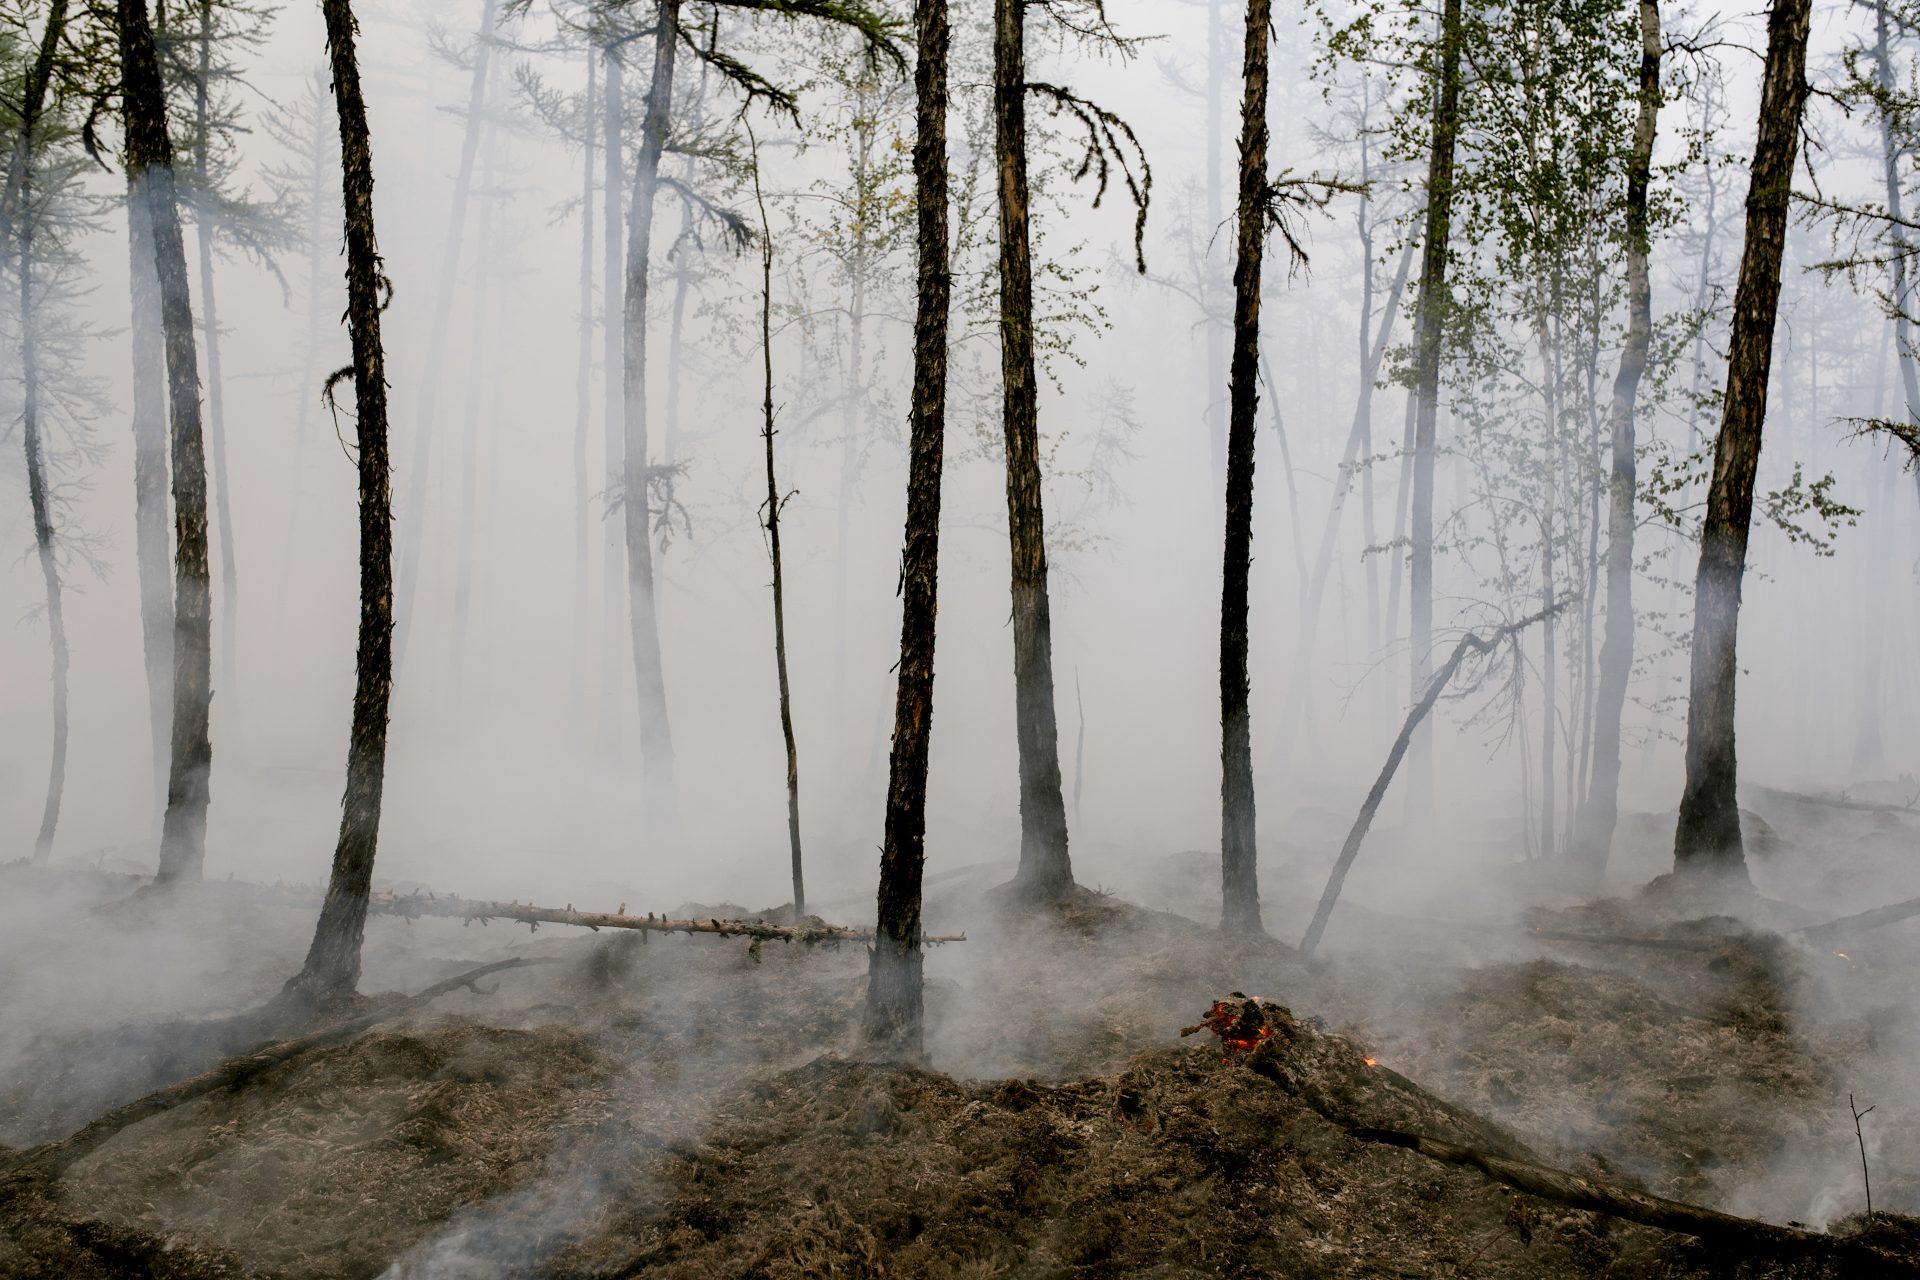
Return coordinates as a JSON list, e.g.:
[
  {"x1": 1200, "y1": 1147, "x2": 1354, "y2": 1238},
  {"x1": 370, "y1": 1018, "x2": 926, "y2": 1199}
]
[
  {"x1": 1299, "y1": 602, "x2": 1568, "y2": 961},
  {"x1": 1348, "y1": 1124, "x2": 1883, "y2": 1259},
  {"x1": 367, "y1": 894, "x2": 966, "y2": 945},
  {"x1": 0, "y1": 958, "x2": 543, "y2": 1185},
  {"x1": 1794, "y1": 896, "x2": 1920, "y2": 948}
]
